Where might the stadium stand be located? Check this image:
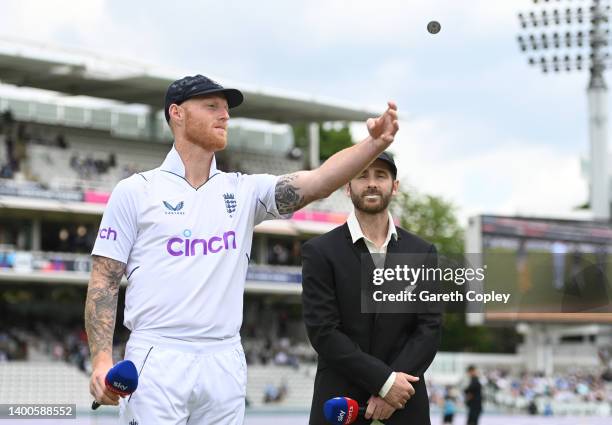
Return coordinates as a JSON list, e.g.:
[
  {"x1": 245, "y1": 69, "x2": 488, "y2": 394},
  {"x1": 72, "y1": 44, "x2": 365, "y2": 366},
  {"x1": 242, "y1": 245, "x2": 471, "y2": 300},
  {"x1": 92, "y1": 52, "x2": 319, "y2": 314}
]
[
  {"x1": 247, "y1": 364, "x2": 315, "y2": 408},
  {"x1": 0, "y1": 362, "x2": 91, "y2": 407},
  {"x1": 1, "y1": 106, "x2": 354, "y2": 214}
]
